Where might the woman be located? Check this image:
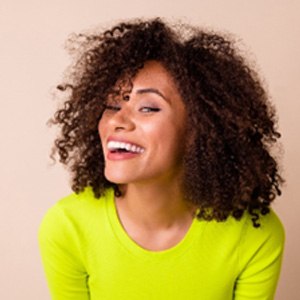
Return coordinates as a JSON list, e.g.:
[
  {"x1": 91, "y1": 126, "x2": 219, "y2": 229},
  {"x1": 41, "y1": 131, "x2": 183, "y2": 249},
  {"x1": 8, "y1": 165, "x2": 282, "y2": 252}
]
[{"x1": 39, "y1": 18, "x2": 285, "y2": 299}]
